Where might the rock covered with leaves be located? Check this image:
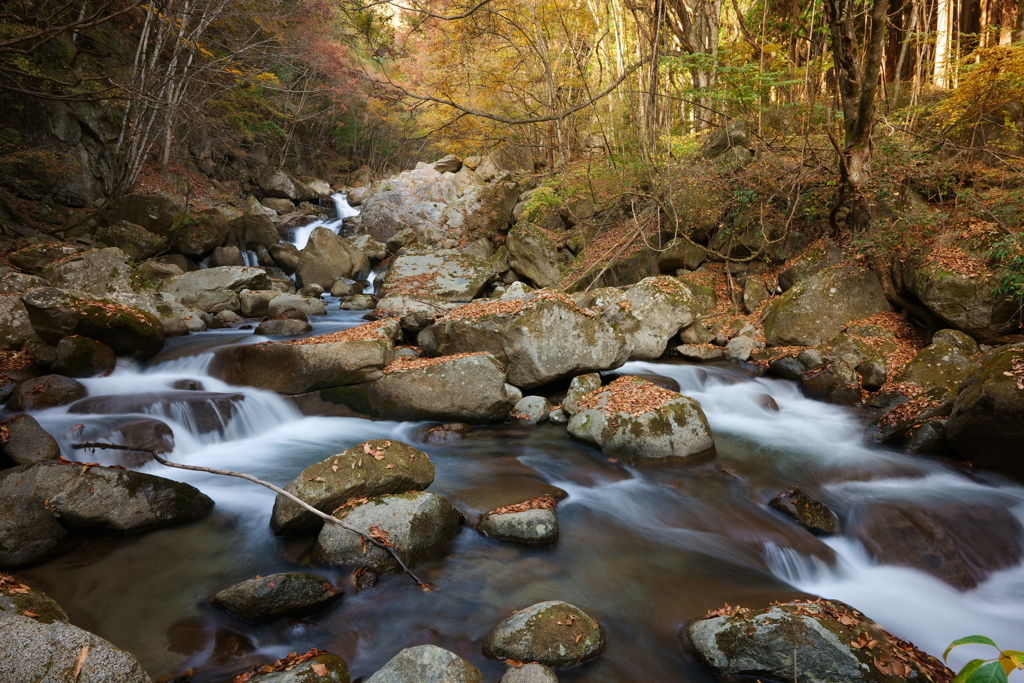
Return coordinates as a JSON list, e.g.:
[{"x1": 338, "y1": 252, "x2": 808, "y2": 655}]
[
  {"x1": 601, "y1": 275, "x2": 708, "y2": 360},
  {"x1": 567, "y1": 376, "x2": 715, "y2": 464},
  {"x1": 478, "y1": 496, "x2": 559, "y2": 544},
  {"x1": 0, "y1": 574, "x2": 69, "y2": 624},
  {"x1": 234, "y1": 648, "x2": 350, "y2": 683},
  {"x1": 682, "y1": 598, "x2": 953, "y2": 683},
  {"x1": 209, "y1": 572, "x2": 342, "y2": 623},
  {"x1": 271, "y1": 439, "x2": 435, "y2": 536},
  {"x1": 482, "y1": 600, "x2": 605, "y2": 668}
]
